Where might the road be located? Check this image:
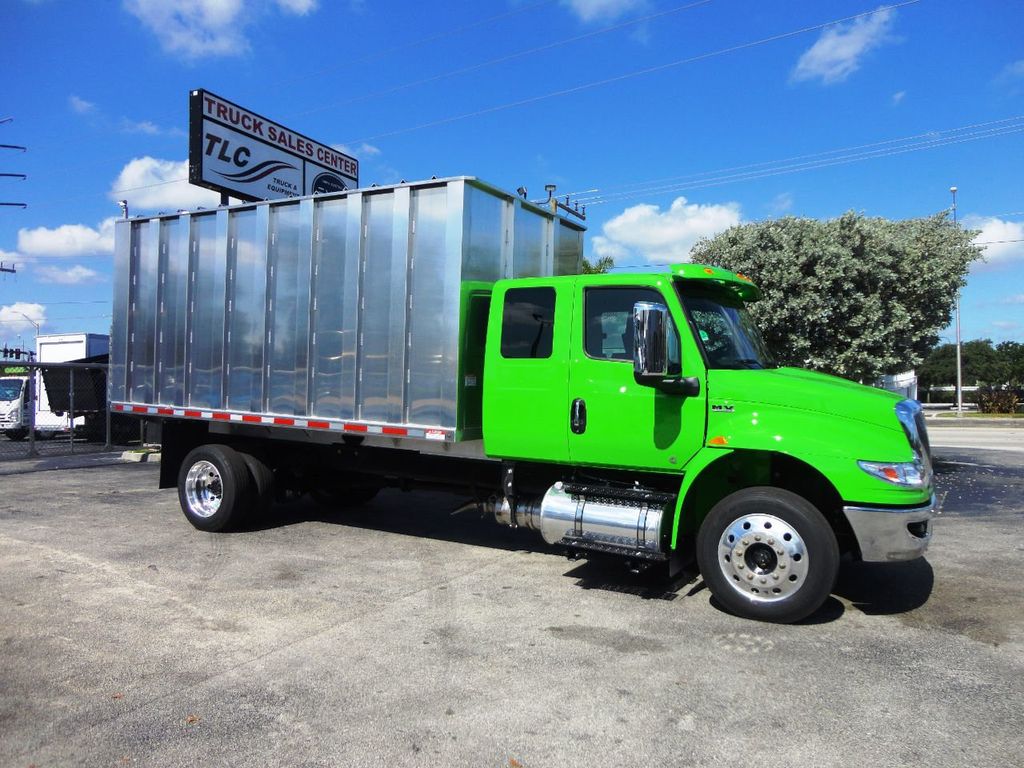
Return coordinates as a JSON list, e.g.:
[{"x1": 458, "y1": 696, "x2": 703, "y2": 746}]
[
  {"x1": 928, "y1": 423, "x2": 1024, "y2": 453},
  {"x1": 0, "y1": 445, "x2": 1021, "y2": 767}
]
